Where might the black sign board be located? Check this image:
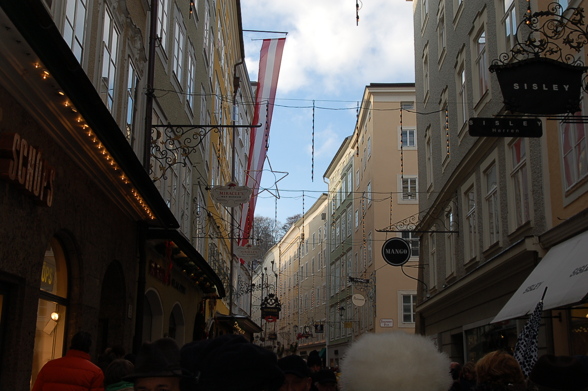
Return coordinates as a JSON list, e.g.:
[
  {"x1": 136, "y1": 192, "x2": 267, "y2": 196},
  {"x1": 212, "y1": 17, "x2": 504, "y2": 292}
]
[
  {"x1": 468, "y1": 118, "x2": 542, "y2": 138},
  {"x1": 381, "y1": 238, "x2": 411, "y2": 266},
  {"x1": 490, "y1": 57, "x2": 587, "y2": 115},
  {"x1": 348, "y1": 276, "x2": 370, "y2": 284}
]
